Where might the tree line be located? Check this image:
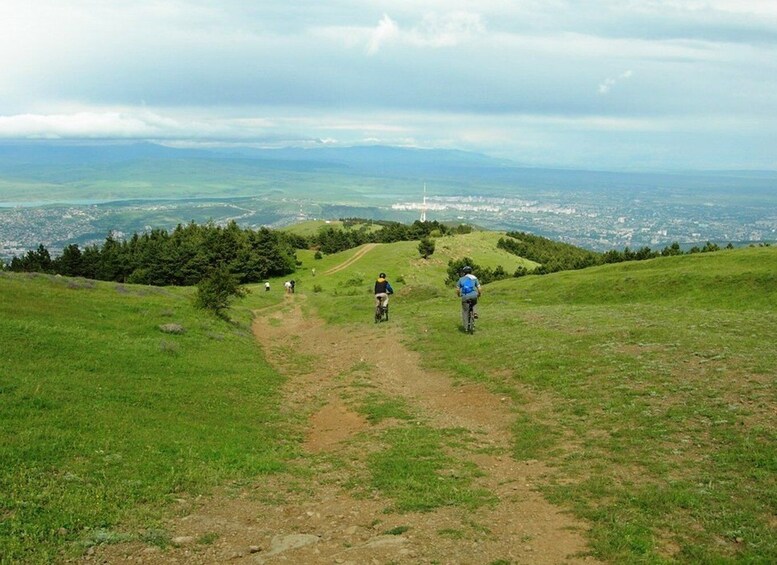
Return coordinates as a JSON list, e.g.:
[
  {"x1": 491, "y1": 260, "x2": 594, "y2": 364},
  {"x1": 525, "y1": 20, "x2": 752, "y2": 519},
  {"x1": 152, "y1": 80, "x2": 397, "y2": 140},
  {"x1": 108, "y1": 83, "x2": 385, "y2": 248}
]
[
  {"x1": 5, "y1": 221, "x2": 298, "y2": 286},
  {"x1": 498, "y1": 231, "x2": 734, "y2": 276},
  {"x1": 445, "y1": 233, "x2": 737, "y2": 288},
  {"x1": 3, "y1": 218, "x2": 470, "y2": 285},
  {"x1": 4, "y1": 218, "x2": 743, "y2": 289}
]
